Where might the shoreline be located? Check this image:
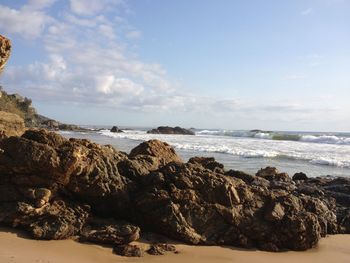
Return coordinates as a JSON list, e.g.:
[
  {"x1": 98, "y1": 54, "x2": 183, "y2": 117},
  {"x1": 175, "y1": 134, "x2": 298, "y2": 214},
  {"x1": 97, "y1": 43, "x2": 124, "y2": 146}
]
[
  {"x1": 59, "y1": 129, "x2": 350, "y2": 178},
  {"x1": 0, "y1": 228, "x2": 349, "y2": 263}
]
